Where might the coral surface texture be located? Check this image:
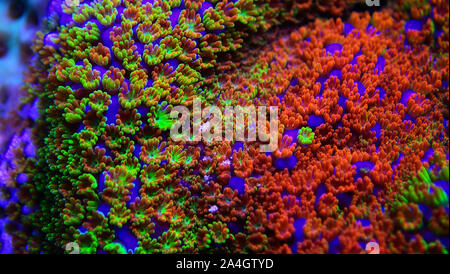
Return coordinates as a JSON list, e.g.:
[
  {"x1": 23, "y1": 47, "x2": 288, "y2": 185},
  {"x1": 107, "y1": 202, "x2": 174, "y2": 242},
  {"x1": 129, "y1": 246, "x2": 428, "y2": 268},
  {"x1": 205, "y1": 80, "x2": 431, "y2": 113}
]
[{"x1": 0, "y1": 0, "x2": 448, "y2": 254}]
